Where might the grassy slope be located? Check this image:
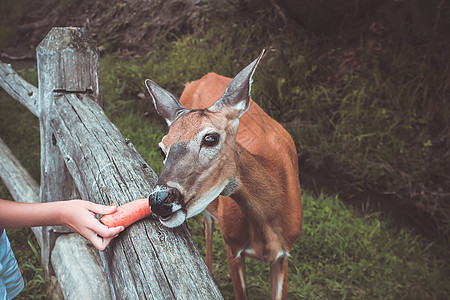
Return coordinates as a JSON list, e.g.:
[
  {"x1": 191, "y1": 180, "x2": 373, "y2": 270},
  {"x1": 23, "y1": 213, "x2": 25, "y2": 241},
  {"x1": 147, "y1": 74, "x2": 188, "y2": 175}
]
[
  {"x1": 1, "y1": 66, "x2": 449, "y2": 299},
  {"x1": 1, "y1": 2, "x2": 449, "y2": 300}
]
